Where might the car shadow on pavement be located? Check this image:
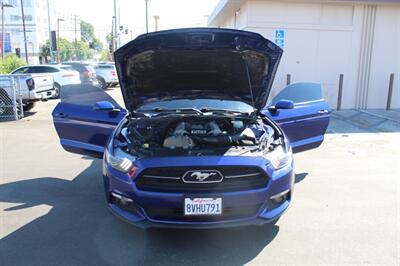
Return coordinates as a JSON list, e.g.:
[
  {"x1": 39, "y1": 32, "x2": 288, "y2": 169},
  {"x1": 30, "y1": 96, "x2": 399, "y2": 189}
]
[
  {"x1": 21, "y1": 111, "x2": 37, "y2": 118},
  {"x1": 295, "y1": 172, "x2": 308, "y2": 183},
  {"x1": 0, "y1": 159, "x2": 281, "y2": 266}
]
